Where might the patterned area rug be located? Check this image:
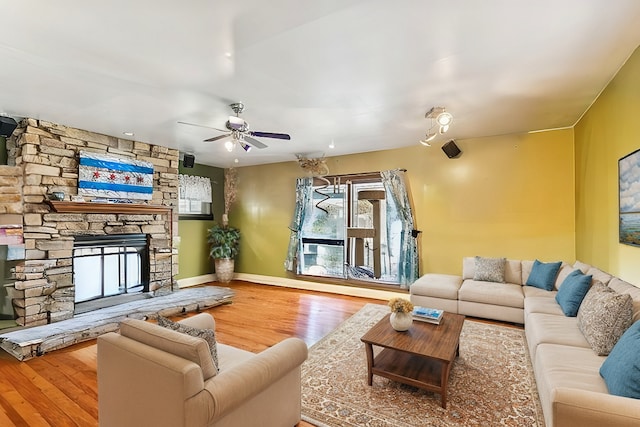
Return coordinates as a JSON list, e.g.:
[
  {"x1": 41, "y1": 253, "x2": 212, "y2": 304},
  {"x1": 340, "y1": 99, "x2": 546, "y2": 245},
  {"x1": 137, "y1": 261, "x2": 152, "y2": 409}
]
[{"x1": 302, "y1": 304, "x2": 544, "y2": 427}]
